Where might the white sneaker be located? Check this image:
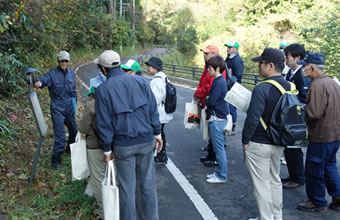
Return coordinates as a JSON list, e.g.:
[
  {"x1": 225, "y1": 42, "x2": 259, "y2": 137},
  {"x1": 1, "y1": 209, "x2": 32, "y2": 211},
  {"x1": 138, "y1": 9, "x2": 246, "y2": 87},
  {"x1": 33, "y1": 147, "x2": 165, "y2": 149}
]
[
  {"x1": 248, "y1": 217, "x2": 258, "y2": 220},
  {"x1": 206, "y1": 172, "x2": 215, "y2": 179},
  {"x1": 281, "y1": 157, "x2": 287, "y2": 165},
  {"x1": 206, "y1": 175, "x2": 226, "y2": 184}
]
